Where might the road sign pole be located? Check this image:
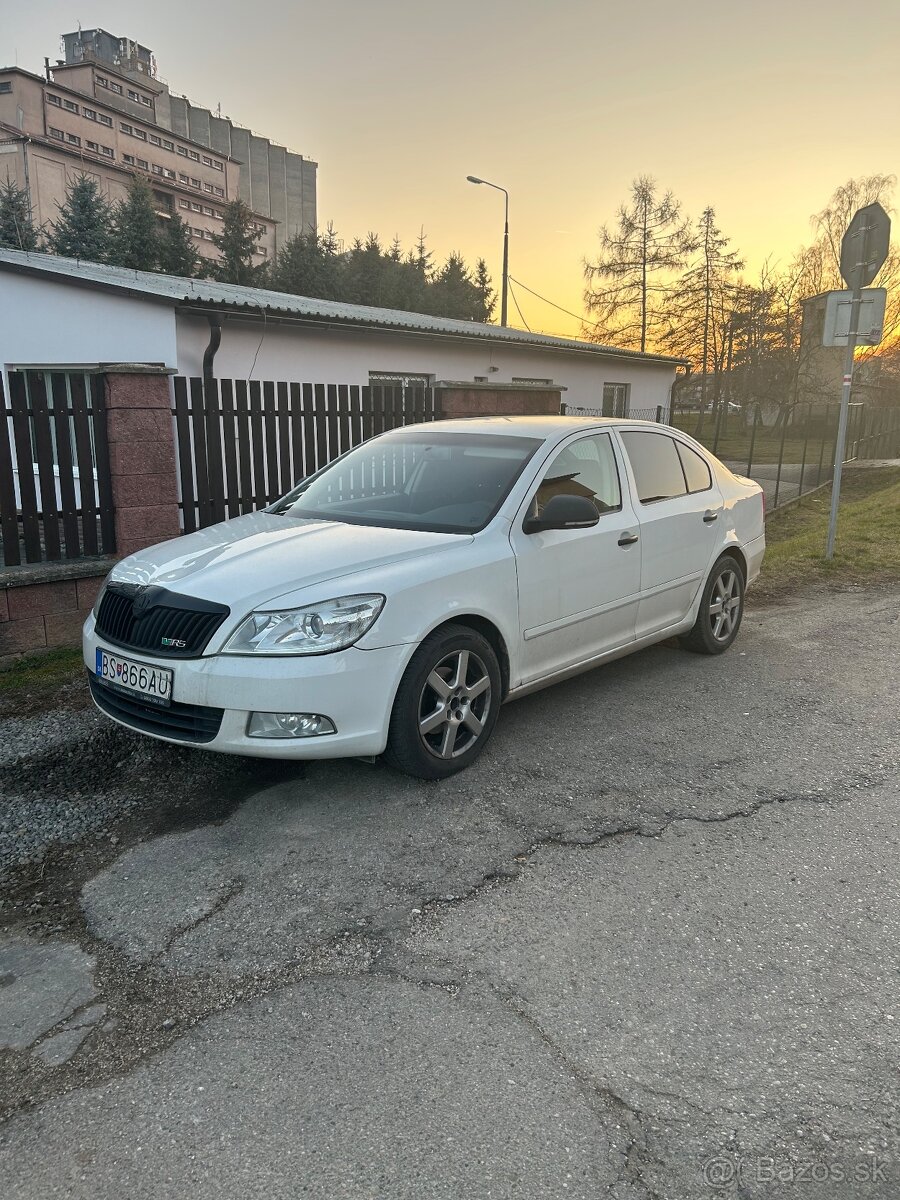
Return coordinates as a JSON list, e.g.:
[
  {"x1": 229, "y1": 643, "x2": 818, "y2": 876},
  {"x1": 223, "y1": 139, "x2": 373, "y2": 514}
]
[
  {"x1": 826, "y1": 204, "x2": 888, "y2": 559},
  {"x1": 825, "y1": 296, "x2": 862, "y2": 559}
]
